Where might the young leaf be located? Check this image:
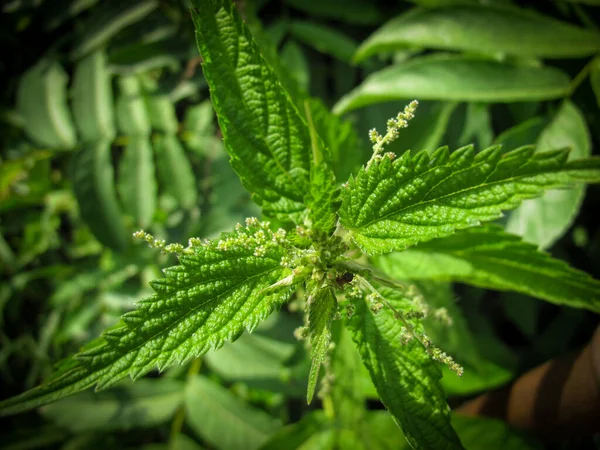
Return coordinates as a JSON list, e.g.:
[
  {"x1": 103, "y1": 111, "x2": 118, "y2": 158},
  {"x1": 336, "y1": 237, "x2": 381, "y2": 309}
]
[
  {"x1": 333, "y1": 55, "x2": 570, "y2": 115},
  {"x1": 354, "y1": 4, "x2": 600, "y2": 62},
  {"x1": 339, "y1": 145, "x2": 600, "y2": 255},
  {"x1": 306, "y1": 285, "x2": 337, "y2": 403},
  {"x1": 375, "y1": 225, "x2": 600, "y2": 313},
  {"x1": 192, "y1": 0, "x2": 313, "y2": 222},
  {"x1": 185, "y1": 375, "x2": 281, "y2": 450},
  {"x1": 71, "y1": 50, "x2": 116, "y2": 142},
  {"x1": 345, "y1": 286, "x2": 463, "y2": 449},
  {"x1": 16, "y1": 59, "x2": 77, "y2": 149},
  {"x1": 72, "y1": 139, "x2": 129, "y2": 251},
  {"x1": 117, "y1": 136, "x2": 157, "y2": 227},
  {"x1": 0, "y1": 221, "x2": 294, "y2": 416},
  {"x1": 505, "y1": 101, "x2": 591, "y2": 248}
]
